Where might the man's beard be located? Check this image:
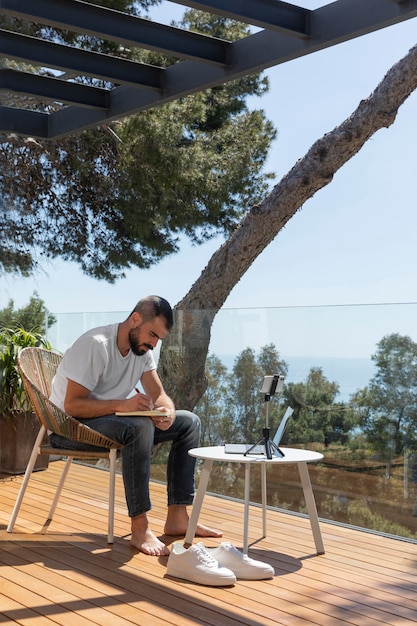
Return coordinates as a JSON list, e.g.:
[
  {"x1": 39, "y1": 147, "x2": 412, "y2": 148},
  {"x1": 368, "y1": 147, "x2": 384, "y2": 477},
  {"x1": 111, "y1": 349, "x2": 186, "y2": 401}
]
[{"x1": 128, "y1": 325, "x2": 153, "y2": 356}]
